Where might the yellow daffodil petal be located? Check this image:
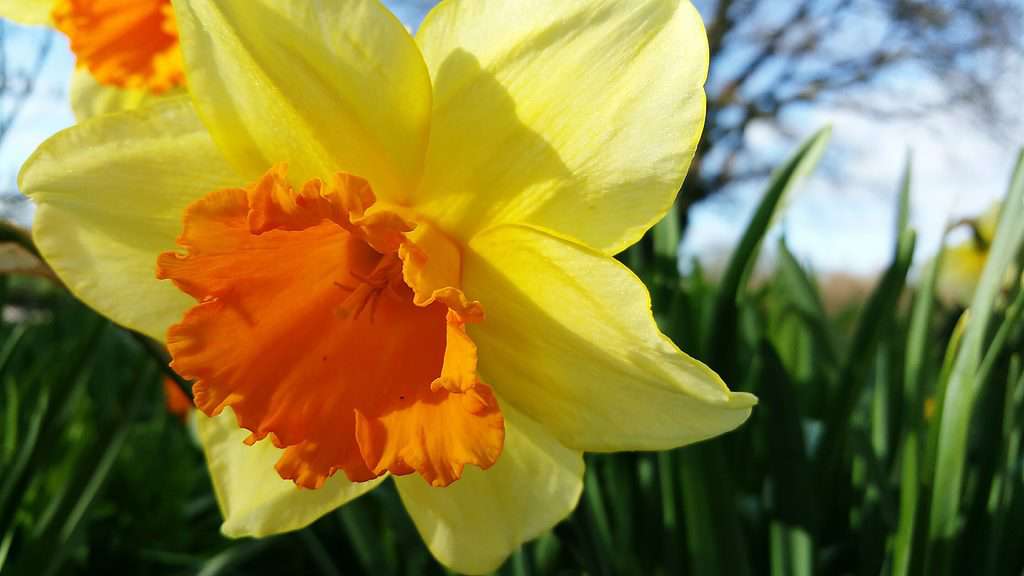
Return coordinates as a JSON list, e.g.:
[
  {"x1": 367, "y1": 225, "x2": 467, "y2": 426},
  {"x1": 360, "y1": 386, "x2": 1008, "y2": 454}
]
[
  {"x1": 69, "y1": 67, "x2": 184, "y2": 121},
  {"x1": 197, "y1": 408, "x2": 385, "y2": 538},
  {"x1": 465, "y1": 224, "x2": 756, "y2": 451},
  {"x1": 395, "y1": 402, "x2": 583, "y2": 575},
  {"x1": 0, "y1": 0, "x2": 55, "y2": 25},
  {"x1": 413, "y1": 0, "x2": 708, "y2": 255},
  {"x1": 938, "y1": 242, "x2": 988, "y2": 306},
  {"x1": 173, "y1": 0, "x2": 432, "y2": 200},
  {"x1": 977, "y1": 201, "x2": 1003, "y2": 243},
  {"x1": 20, "y1": 97, "x2": 240, "y2": 340}
]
